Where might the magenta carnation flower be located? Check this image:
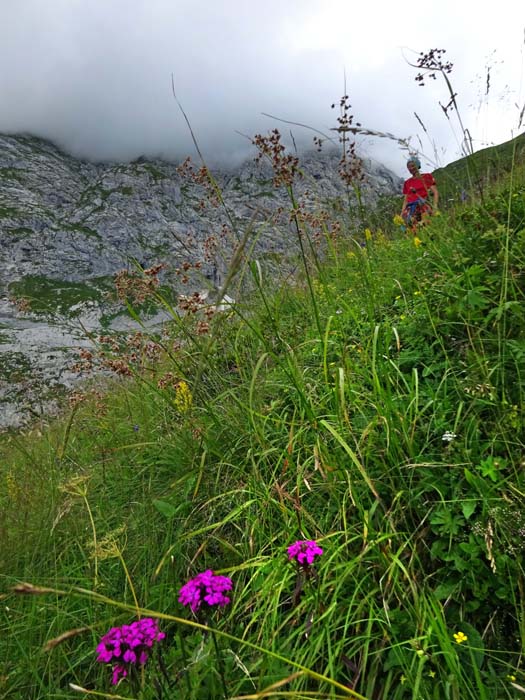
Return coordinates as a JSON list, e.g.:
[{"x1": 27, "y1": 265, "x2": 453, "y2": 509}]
[
  {"x1": 96, "y1": 618, "x2": 165, "y2": 685},
  {"x1": 287, "y1": 540, "x2": 323, "y2": 566},
  {"x1": 178, "y1": 570, "x2": 233, "y2": 613}
]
